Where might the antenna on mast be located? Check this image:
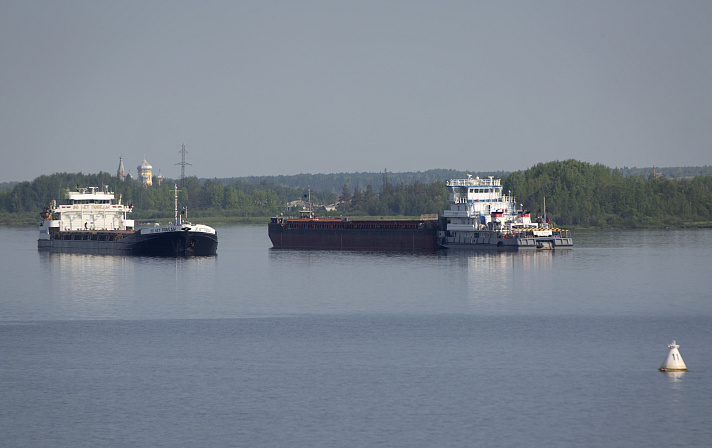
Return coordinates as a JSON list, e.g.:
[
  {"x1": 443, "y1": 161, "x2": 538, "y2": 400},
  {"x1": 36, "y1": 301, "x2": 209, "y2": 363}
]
[{"x1": 175, "y1": 144, "x2": 192, "y2": 188}]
